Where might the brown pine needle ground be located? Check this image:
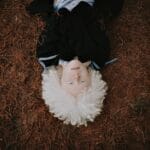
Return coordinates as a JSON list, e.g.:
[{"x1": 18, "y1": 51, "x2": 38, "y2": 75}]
[{"x1": 0, "y1": 0, "x2": 149, "y2": 149}]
